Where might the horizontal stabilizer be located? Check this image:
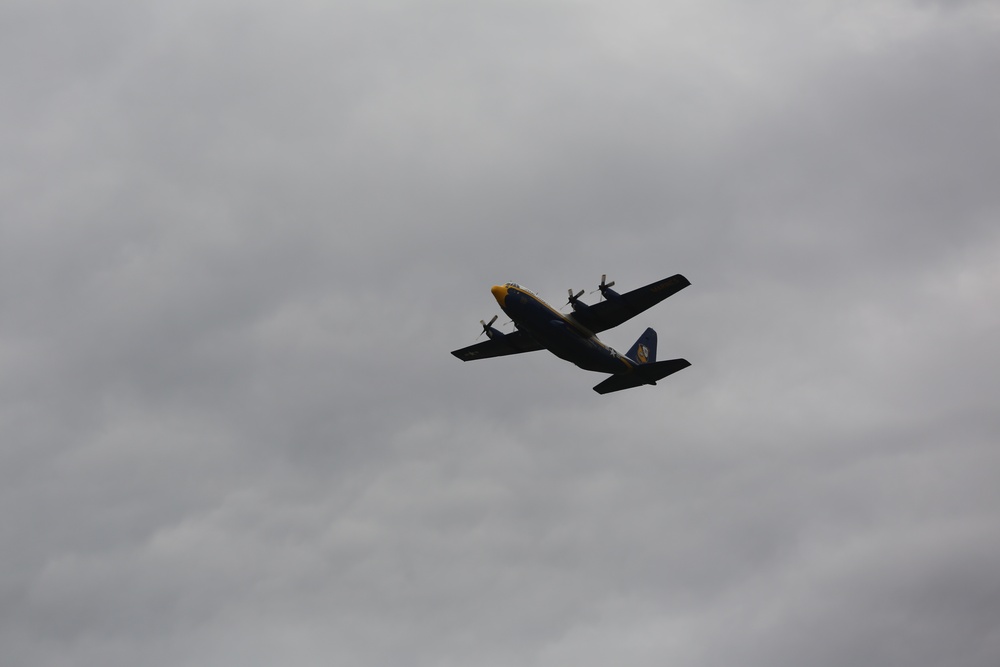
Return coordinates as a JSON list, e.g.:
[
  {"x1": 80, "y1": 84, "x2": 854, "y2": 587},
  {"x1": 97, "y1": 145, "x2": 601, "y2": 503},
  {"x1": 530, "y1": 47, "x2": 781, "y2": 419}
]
[{"x1": 593, "y1": 358, "x2": 690, "y2": 395}]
